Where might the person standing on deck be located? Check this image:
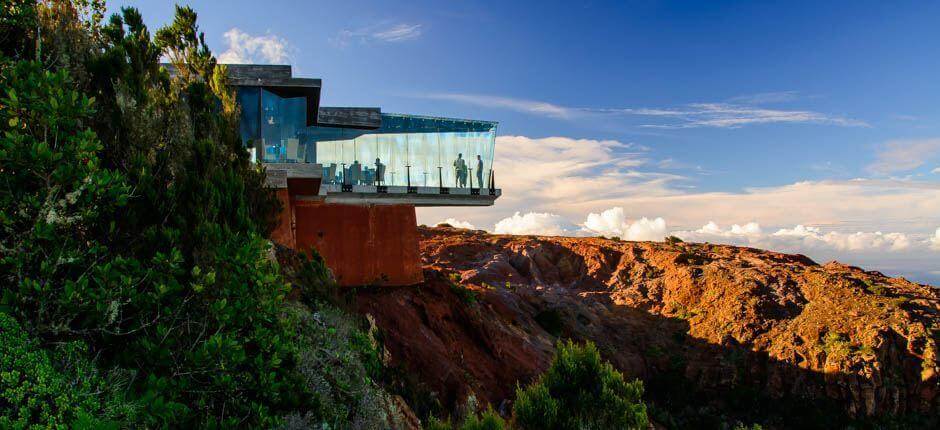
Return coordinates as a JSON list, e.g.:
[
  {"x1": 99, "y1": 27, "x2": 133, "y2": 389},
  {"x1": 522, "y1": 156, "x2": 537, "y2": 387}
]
[{"x1": 454, "y1": 153, "x2": 468, "y2": 187}]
